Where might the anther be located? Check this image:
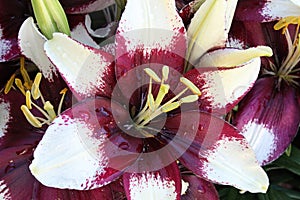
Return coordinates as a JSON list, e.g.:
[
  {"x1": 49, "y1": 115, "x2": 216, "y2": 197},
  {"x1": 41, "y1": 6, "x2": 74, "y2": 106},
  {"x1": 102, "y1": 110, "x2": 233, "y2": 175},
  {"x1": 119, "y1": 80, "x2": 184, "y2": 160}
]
[
  {"x1": 179, "y1": 95, "x2": 199, "y2": 103},
  {"x1": 155, "y1": 84, "x2": 170, "y2": 106},
  {"x1": 161, "y1": 102, "x2": 180, "y2": 113},
  {"x1": 15, "y1": 78, "x2": 26, "y2": 95},
  {"x1": 26, "y1": 91, "x2": 32, "y2": 109},
  {"x1": 180, "y1": 77, "x2": 202, "y2": 96},
  {"x1": 144, "y1": 68, "x2": 161, "y2": 82},
  {"x1": 58, "y1": 88, "x2": 68, "y2": 114},
  {"x1": 21, "y1": 105, "x2": 42, "y2": 128},
  {"x1": 162, "y1": 65, "x2": 169, "y2": 81},
  {"x1": 20, "y1": 57, "x2": 32, "y2": 90},
  {"x1": 44, "y1": 101, "x2": 57, "y2": 120},
  {"x1": 31, "y1": 73, "x2": 42, "y2": 100},
  {"x1": 4, "y1": 74, "x2": 16, "y2": 94}
]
